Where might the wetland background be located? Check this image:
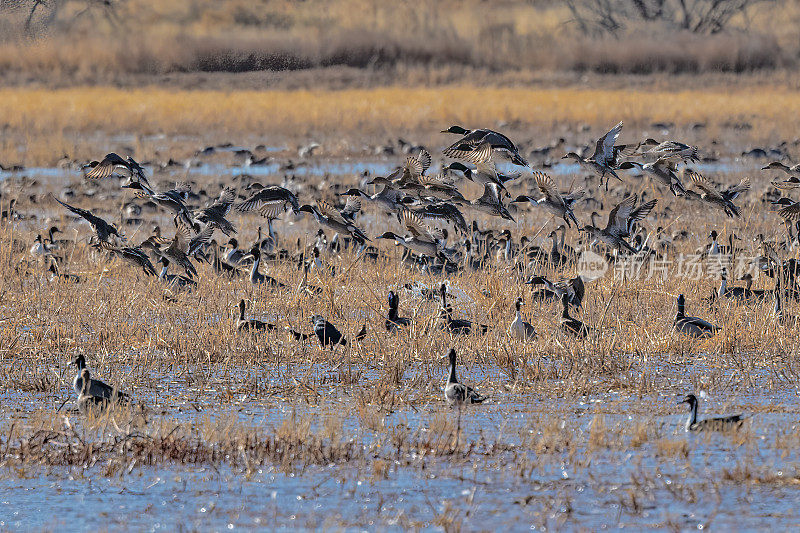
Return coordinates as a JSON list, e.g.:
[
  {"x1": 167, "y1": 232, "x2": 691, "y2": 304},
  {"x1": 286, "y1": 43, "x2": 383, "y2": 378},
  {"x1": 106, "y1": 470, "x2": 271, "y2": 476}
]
[{"x1": 3, "y1": 0, "x2": 800, "y2": 530}]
